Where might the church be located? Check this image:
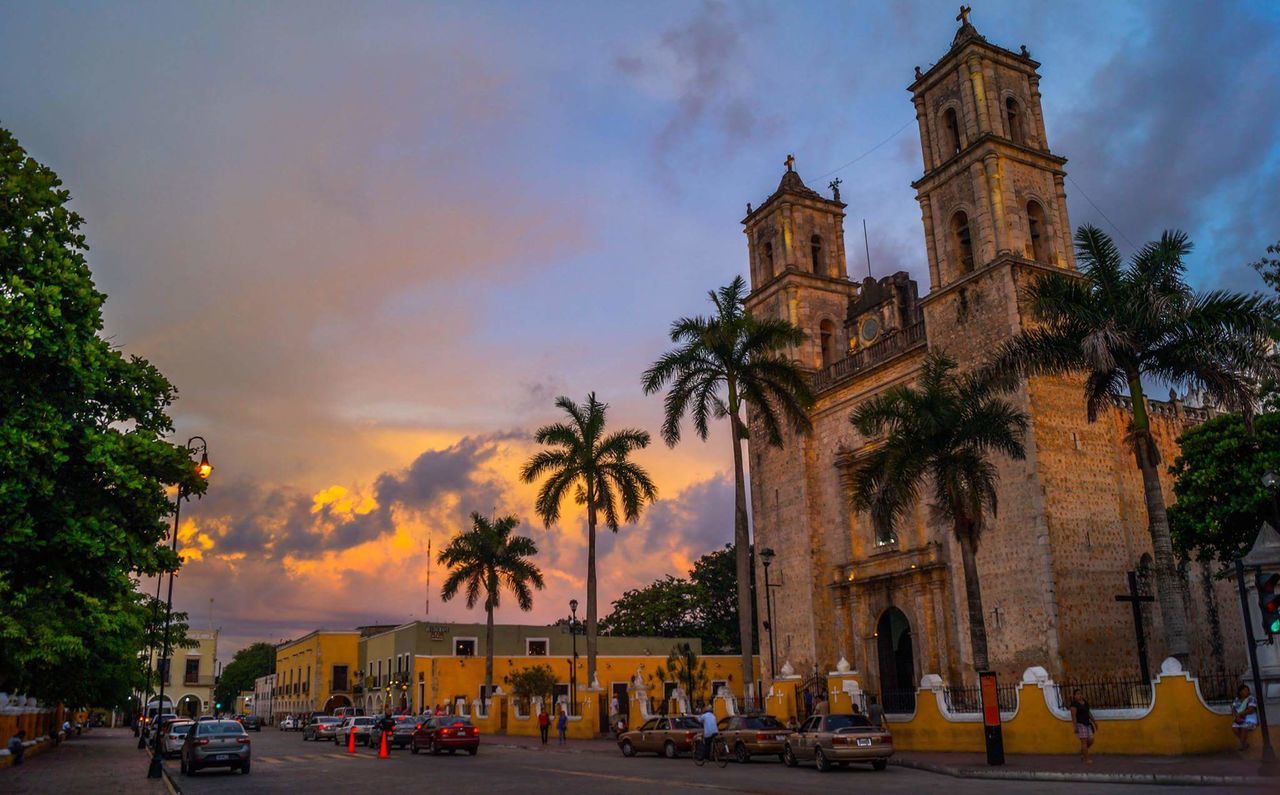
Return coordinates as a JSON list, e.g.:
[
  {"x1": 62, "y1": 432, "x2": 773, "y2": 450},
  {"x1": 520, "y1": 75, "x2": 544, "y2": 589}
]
[{"x1": 744, "y1": 10, "x2": 1245, "y2": 696}]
